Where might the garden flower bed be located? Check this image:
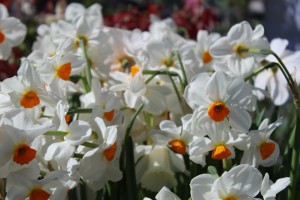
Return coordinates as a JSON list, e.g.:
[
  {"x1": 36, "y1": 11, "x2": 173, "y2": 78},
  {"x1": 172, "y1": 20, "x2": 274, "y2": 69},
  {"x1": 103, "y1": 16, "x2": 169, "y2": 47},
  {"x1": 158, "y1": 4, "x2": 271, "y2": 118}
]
[{"x1": 0, "y1": 2, "x2": 298, "y2": 200}]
